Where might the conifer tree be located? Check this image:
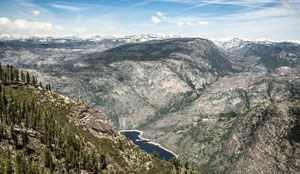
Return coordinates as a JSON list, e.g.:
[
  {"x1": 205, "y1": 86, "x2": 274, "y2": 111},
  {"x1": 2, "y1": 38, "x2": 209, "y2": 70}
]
[
  {"x1": 21, "y1": 131, "x2": 29, "y2": 147},
  {"x1": 32, "y1": 75, "x2": 36, "y2": 86},
  {"x1": 15, "y1": 152, "x2": 28, "y2": 174},
  {"x1": 1, "y1": 155, "x2": 14, "y2": 174},
  {"x1": 100, "y1": 154, "x2": 107, "y2": 170},
  {"x1": 184, "y1": 161, "x2": 189, "y2": 170},
  {"x1": 10, "y1": 128, "x2": 18, "y2": 147},
  {"x1": 26, "y1": 72, "x2": 30, "y2": 84},
  {"x1": 3, "y1": 72, "x2": 7, "y2": 85},
  {"x1": 0, "y1": 124, "x2": 4, "y2": 141},
  {"x1": 20, "y1": 71, "x2": 25, "y2": 82},
  {"x1": 0, "y1": 63, "x2": 2, "y2": 79},
  {"x1": 0, "y1": 160, "x2": 5, "y2": 173},
  {"x1": 9, "y1": 66, "x2": 14, "y2": 82},
  {"x1": 15, "y1": 69, "x2": 19, "y2": 82},
  {"x1": 39, "y1": 82, "x2": 43, "y2": 89},
  {"x1": 43, "y1": 148, "x2": 53, "y2": 169}
]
